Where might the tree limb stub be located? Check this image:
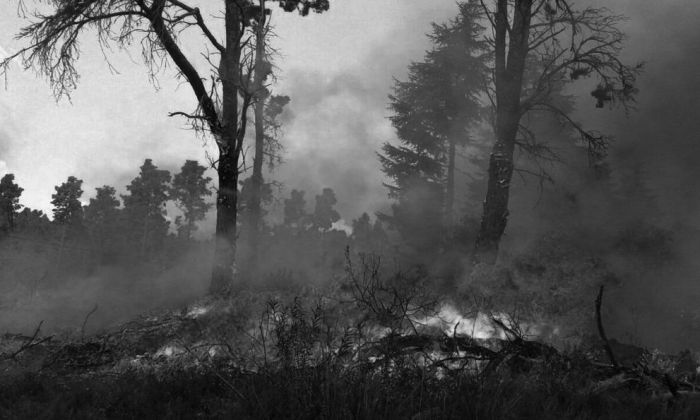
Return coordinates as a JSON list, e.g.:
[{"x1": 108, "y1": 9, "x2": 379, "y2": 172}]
[{"x1": 595, "y1": 285, "x2": 619, "y2": 369}]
